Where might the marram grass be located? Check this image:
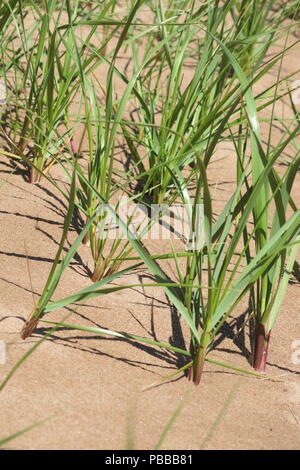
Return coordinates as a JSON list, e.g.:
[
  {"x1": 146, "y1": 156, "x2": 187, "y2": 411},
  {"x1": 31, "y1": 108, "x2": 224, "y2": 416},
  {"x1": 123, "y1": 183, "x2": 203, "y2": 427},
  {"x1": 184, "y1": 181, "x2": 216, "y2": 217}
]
[{"x1": 0, "y1": 0, "x2": 298, "y2": 385}]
